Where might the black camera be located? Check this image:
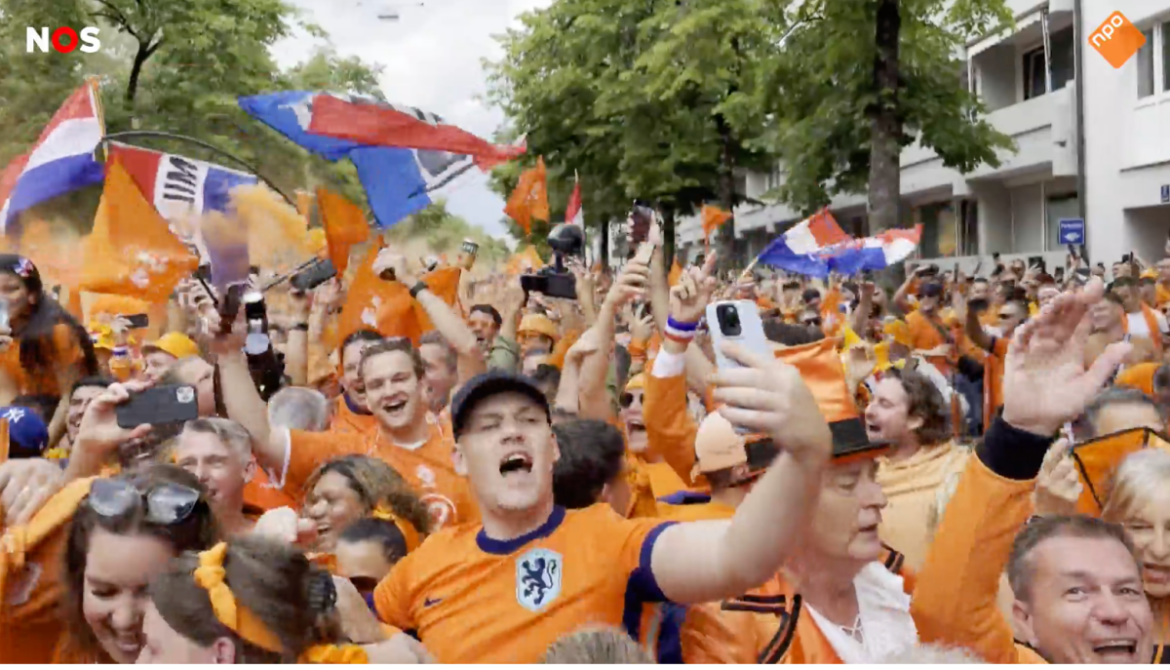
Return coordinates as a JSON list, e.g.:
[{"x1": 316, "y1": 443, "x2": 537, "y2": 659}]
[
  {"x1": 714, "y1": 303, "x2": 742, "y2": 337},
  {"x1": 521, "y1": 223, "x2": 584, "y2": 300}
]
